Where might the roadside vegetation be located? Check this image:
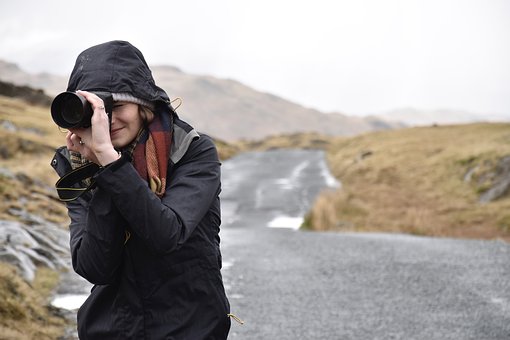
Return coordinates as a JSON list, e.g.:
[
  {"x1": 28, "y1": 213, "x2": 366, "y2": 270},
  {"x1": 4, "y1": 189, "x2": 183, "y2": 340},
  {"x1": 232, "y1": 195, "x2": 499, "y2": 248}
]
[
  {"x1": 0, "y1": 263, "x2": 65, "y2": 339},
  {"x1": 0, "y1": 96, "x2": 70, "y2": 338},
  {"x1": 303, "y1": 123, "x2": 510, "y2": 241},
  {"x1": 226, "y1": 121, "x2": 510, "y2": 241},
  {"x1": 234, "y1": 132, "x2": 332, "y2": 151},
  {"x1": 0, "y1": 96, "x2": 69, "y2": 223}
]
